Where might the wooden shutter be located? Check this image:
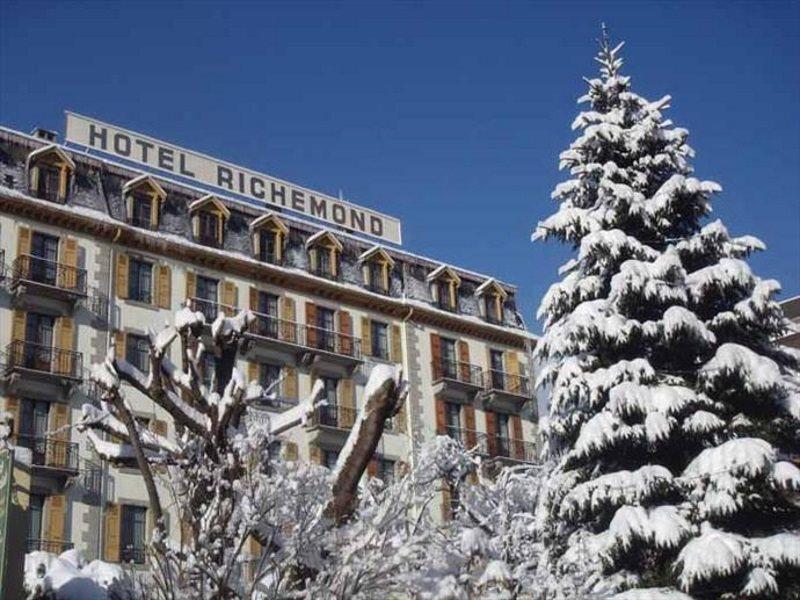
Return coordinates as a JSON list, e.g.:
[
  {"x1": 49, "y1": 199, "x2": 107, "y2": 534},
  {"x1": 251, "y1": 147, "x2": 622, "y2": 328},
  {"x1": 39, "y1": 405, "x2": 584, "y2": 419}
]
[
  {"x1": 395, "y1": 397, "x2": 408, "y2": 434},
  {"x1": 511, "y1": 415, "x2": 524, "y2": 460},
  {"x1": 390, "y1": 324, "x2": 402, "y2": 364},
  {"x1": 283, "y1": 366, "x2": 298, "y2": 399},
  {"x1": 464, "y1": 405, "x2": 477, "y2": 449},
  {"x1": 222, "y1": 281, "x2": 238, "y2": 313},
  {"x1": 156, "y1": 265, "x2": 171, "y2": 309},
  {"x1": 191, "y1": 214, "x2": 200, "y2": 238},
  {"x1": 115, "y1": 331, "x2": 127, "y2": 360},
  {"x1": 4, "y1": 398, "x2": 21, "y2": 436},
  {"x1": 506, "y1": 351, "x2": 521, "y2": 394},
  {"x1": 150, "y1": 195, "x2": 160, "y2": 228},
  {"x1": 17, "y1": 226, "x2": 31, "y2": 257},
  {"x1": 330, "y1": 249, "x2": 339, "y2": 277},
  {"x1": 361, "y1": 317, "x2": 372, "y2": 357},
  {"x1": 116, "y1": 253, "x2": 129, "y2": 299},
  {"x1": 46, "y1": 495, "x2": 66, "y2": 542},
  {"x1": 309, "y1": 444, "x2": 323, "y2": 465},
  {"x1": 249, "y1": 287, "x2": 259, "y2": 311},
  {"x1": 248, "y1": 361, "x2": 259, "y2": 384},
  {"x1": 367, "y1": 459, "x2": 378, "y2": 478},
  {"x1": 60, "y1": 237, "x2": 78, "y2": 289},
  {"x1": 430, "y1": 333, "x2": 442, "y2": 380},
  {"x1": 282, "y1": 441, "x2": 298, "y2": 462},
  {"x1": 281, "y1": 297, "x2": 297, "y2": 342},
  {"x1": 339, "y1": 378, "x2": 356, "y2": 428},
  {"x1": 185, "y1": 271, "x2": 196, "y2": 302},
  {"x1": 58, "y1": 166, "x2": 69, "y2": 199},
  {"x1": 150, "y1": 420, "x2": 168, "y2": 437},
  {"x1": 48, "y1": 403, "x2": 70, "y2": 468},
  {"x1": 338, "y1": 310, "x2": 353, "y2": 356},
  {"x1": 55, "y1": 317, "x2": 75, "y2": 375},
  {"x1": 104, "y1": 503, "x2": 121, "y2": 562},
  {"x1": 486, "y1": 411, "x2": 498, "y2": 457},
  {"x1": 305, "y1": 302, "x2": 317, "y2": 348},
  {"x1": 435, "y1": 398, "x2": 446, "y2": 435},
  {"x1": 362, "y1": 264, "x2": 371, "y2": 286},
  {"x1": 11, "y1": 310, "x2": 26, "y2": 343},
  {"x1": 457, "y1": 340, "x2": 471, "y2": 383}
]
